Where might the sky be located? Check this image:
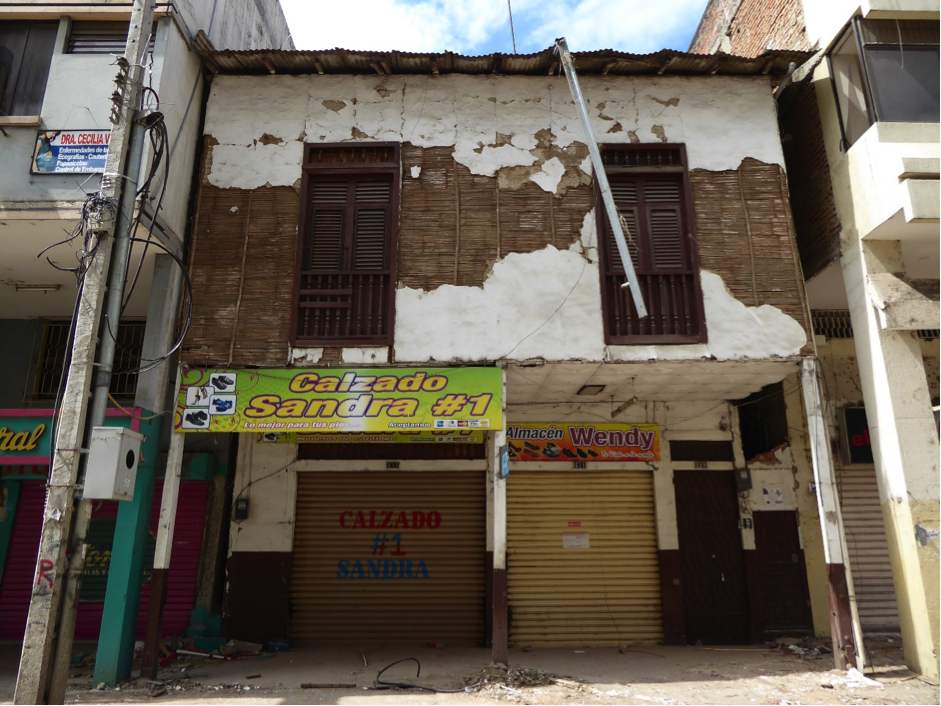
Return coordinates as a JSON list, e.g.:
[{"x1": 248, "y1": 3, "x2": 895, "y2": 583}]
[{"x1": 278, "y1": 0, "x2": 711, "y2": 55}]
